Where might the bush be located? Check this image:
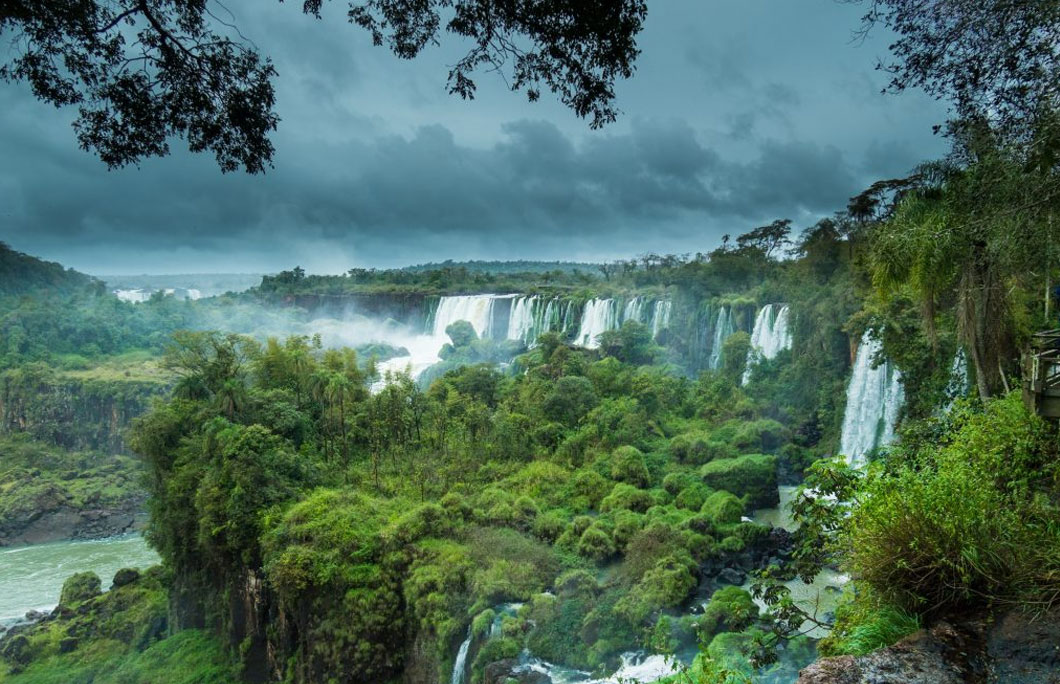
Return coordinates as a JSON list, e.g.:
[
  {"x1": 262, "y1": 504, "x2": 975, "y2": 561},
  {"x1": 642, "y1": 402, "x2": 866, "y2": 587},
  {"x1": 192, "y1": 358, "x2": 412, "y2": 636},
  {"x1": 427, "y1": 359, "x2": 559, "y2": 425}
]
[
  {"x1": 732, "y1": 419, "x2": 790, "y2": 453},
  {"x1": 700, "y1": 454, "x2": 778, "y2": 508},
  {"x1": 578, "y1": 524, "x2": 617, "y2": 562},
  {"x1": 674, "y1": 482, "x2": 712, "y2": 511},
  {"x1": 60, "y1": 572, "x2": 102, "y2": 606},
  {"x1": 822, "y1": 601, "x2": 920, "y2": 656},
  {"x1": 700, "y1": 491, "x2": 744, "y2": 525},
  {"x1": 600, "y1": 483, "x2": 653, "y2": 513},
  {"x1": 698, "y1": 586, "x2": 758, "y2": 640},
  {"x1": 611, "y1": 445, "x2": 651, "y2": 487},
  {"x1": 845, "y1": 394, "x2": 1060, "y2": 615}
]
